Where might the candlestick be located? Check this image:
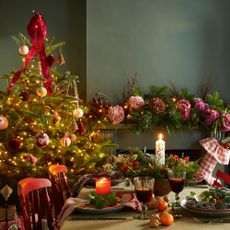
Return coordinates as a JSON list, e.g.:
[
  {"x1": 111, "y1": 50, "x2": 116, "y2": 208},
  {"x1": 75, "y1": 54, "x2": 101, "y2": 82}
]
[
  {"x1": 96, "y1": 177, "x2": 111, "y2": 195},
  {"x1": 155, "y1": 133, "x2": 165, "y2": 165}
]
